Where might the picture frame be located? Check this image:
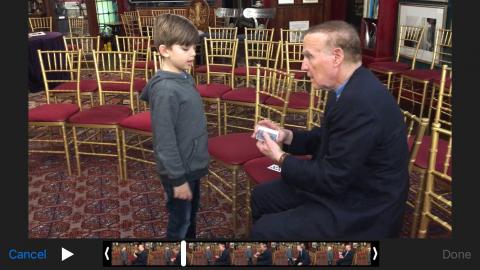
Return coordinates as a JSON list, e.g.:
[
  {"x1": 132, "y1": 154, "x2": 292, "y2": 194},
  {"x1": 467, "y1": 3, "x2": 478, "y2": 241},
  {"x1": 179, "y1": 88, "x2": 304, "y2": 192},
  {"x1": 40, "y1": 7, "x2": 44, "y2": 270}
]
[
  {"x1": 278, "y1": 0, "x2": 294, "y2": 4},
  {"x1": 302, "y1": 0, "x2": 319, "y2": 3},
  {"x1": 397, "y1": 2, "x2": 448, "y2": 64}
]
